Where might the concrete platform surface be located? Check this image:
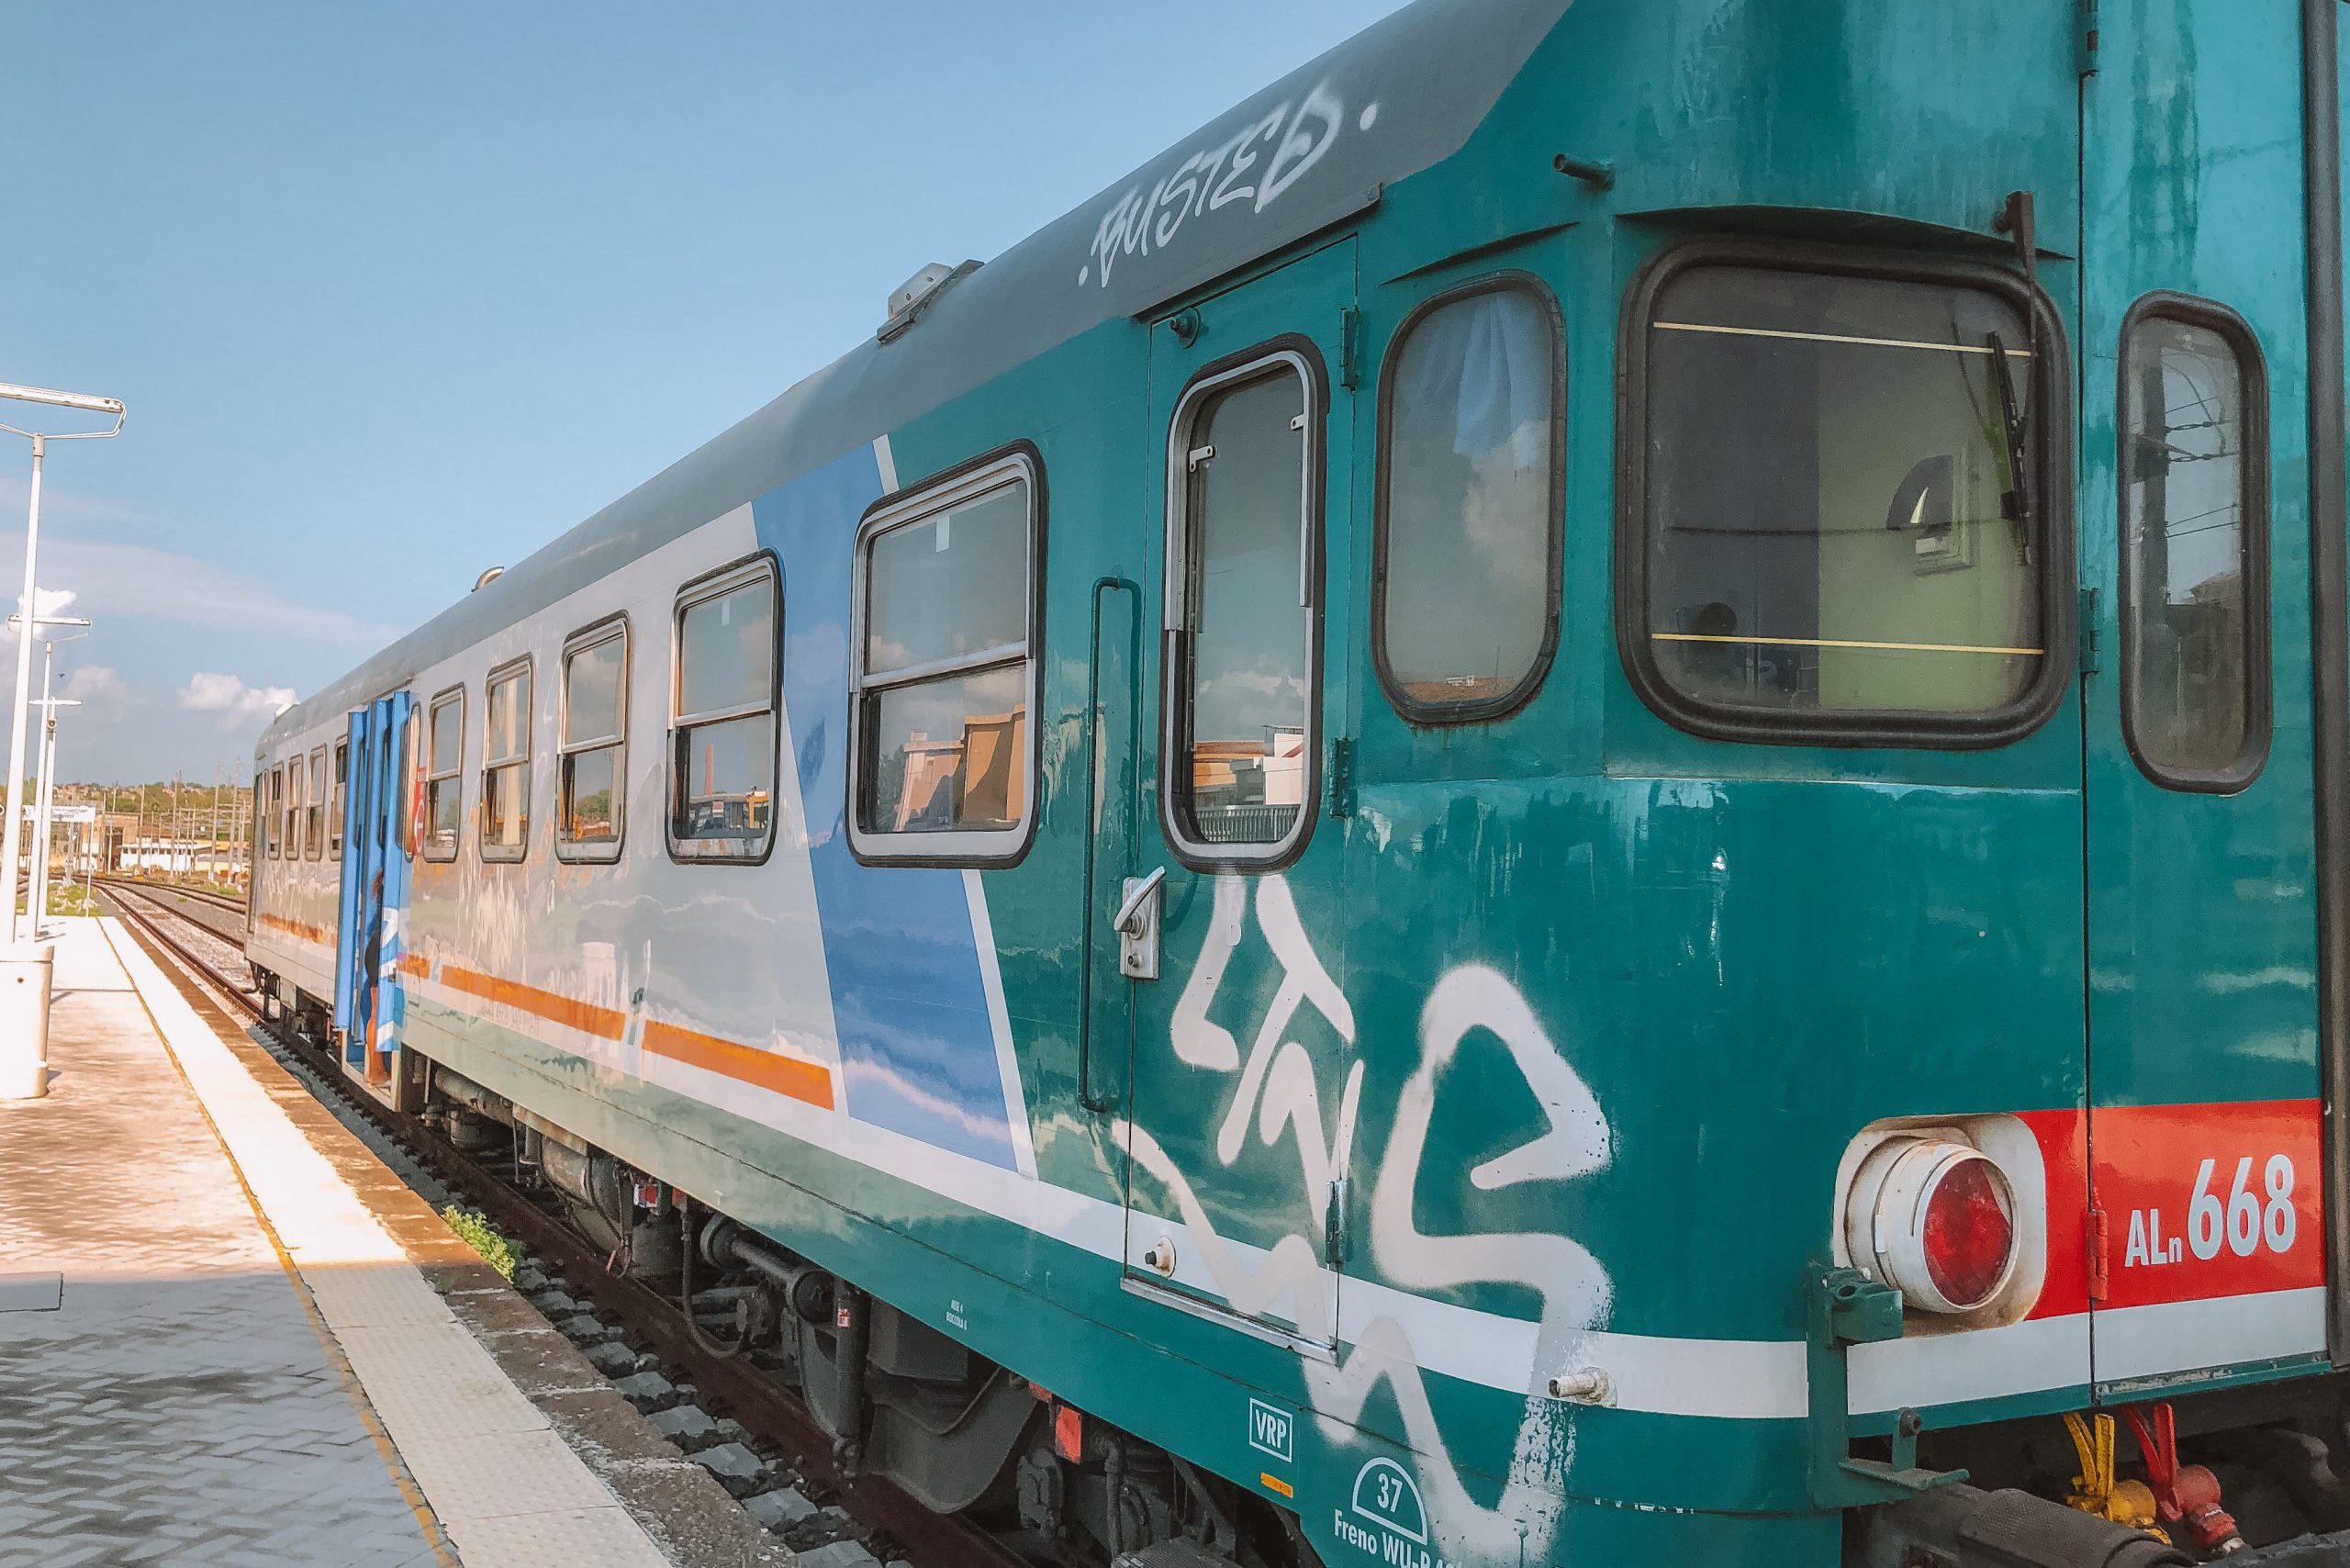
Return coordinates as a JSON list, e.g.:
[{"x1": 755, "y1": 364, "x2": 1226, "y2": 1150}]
[{"x1": 0, "y1": 919, "x2": 679, "y2": 1567}]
